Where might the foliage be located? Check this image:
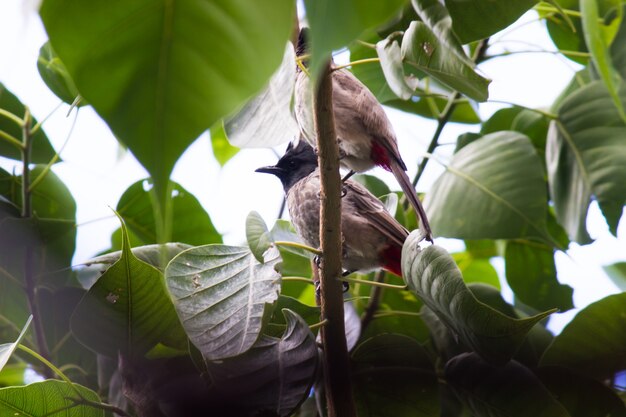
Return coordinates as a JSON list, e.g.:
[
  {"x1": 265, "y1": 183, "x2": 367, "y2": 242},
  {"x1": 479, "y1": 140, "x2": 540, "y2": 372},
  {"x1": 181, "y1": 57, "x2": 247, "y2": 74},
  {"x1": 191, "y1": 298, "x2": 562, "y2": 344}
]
[{"x1": 0, "y1": 0, "x2": 624, "y2": 416}]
